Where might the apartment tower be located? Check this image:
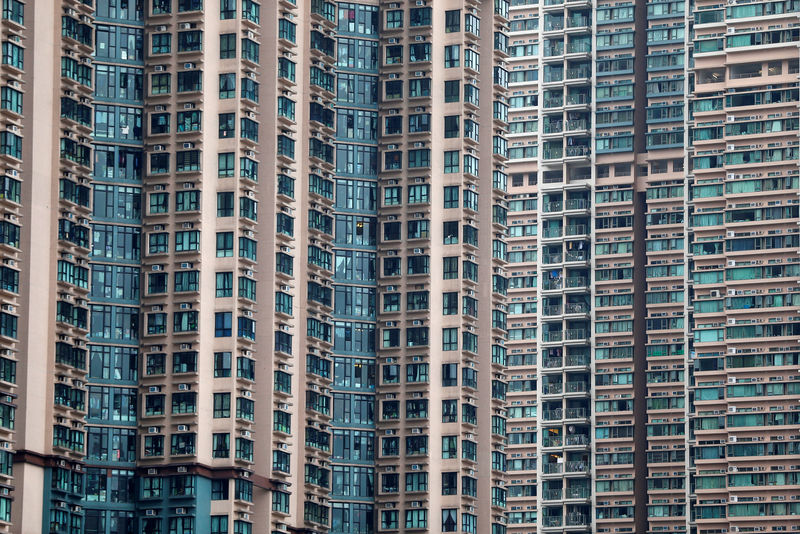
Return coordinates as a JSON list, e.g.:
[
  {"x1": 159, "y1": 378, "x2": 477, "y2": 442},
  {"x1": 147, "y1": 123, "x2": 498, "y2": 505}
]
[{"x1": 1, "y1": 0, "x2": 800, "y2": 533}]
